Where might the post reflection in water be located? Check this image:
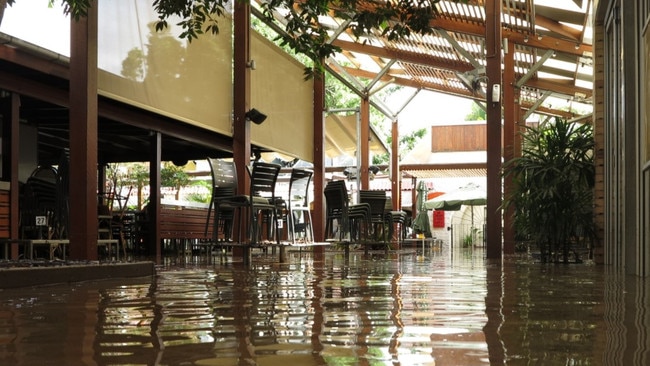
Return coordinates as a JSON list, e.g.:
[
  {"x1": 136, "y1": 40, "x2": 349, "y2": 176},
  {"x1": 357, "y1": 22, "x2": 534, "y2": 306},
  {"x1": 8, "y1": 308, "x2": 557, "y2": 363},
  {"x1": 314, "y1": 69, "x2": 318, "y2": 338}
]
[{"x1": 1, "y1": 245, "x2": 649, "y2": 365}]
